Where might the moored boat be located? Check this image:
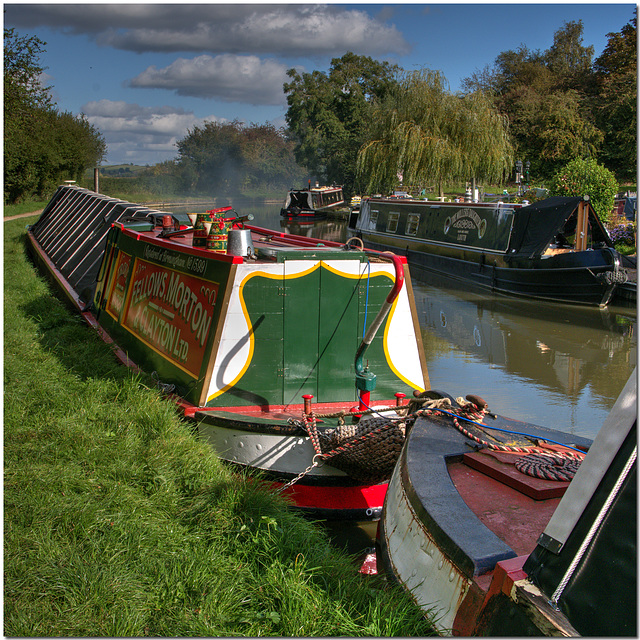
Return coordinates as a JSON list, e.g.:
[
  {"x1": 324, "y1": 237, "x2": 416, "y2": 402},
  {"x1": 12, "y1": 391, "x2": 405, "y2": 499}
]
[
  {"x1": 281, "y1": 183, "x2": 346, "y2": 220},
  {"x1": 378, "y1": 372, "x2": 636, "y2": 636},
  {"x1": 348, "y1": 195, "x2": 629, "y2": 307},
  {"x1": 26, "y1": 185, "x2": 429, "y2": 520}
]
